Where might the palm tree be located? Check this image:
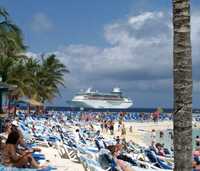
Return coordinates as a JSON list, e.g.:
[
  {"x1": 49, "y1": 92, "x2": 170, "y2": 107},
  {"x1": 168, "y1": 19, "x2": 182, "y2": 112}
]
[
  {"x1": 0, "y1": 7, "x2": 28, "y2": 115},
  {"x1": 0, "y1": 56, "x2": 14, "y2": 82},
  {"x1": 0, "y1": 7, "x2": 26, "y2": 57},
  {"x1": 6, "y1": 58, "x2": 39, "y2": 114},
  {"x1": 0, "y1": 8, "x2": 69, "y2": 114},
  {"x1": 0, "y1": 8, "x2": 26, "y2": 82},
  {"x1": 34, "y1": 54, "x2": 69, "y2": 103},
  {"x1": 173, "y1": 0, "x2": 192, "y2": 170}
]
